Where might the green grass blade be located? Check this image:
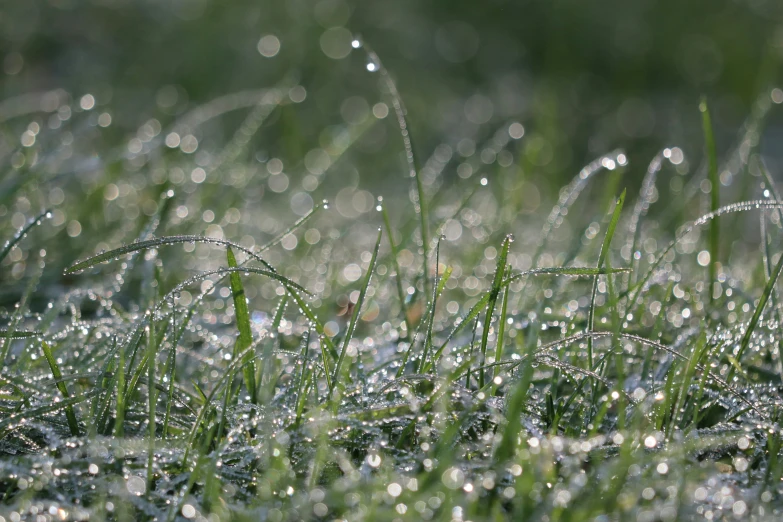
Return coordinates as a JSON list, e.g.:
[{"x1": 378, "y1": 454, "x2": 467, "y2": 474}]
[
  {"x1": 504, "y1": 266, "x2": 630, "y2": 284},
  {"x1": 258, "y1": 294, "x2": 288, "y2": 400},
  {"x1": 181, "y1": 344, "x2": 258, "y2": 466},
  {"x1": 700, "y1": 97, "x2": 720, "y2": 304},
  {"x1": 493, "y1": 343, "x2": 535, "y2": 464},
  {"x1": 361, "y1": 40, "x2": 430, "y2": 299},
  {"x1": 330, "y1": 228, "x2": 382, "y2": 396},
  {"x1": 41, "y1": 341, "x2": 79, "y2": 436},
  {"x1": 0, "y1": 209, "x2": 50, "y2": 266},
  {"x1": 534, "y1": 150, "x2": 625, "y2": 264},
  {"x1": 417, "y1": 241, "x2": 449, "y2": 374},
  {"x1": 114, "y1": 338, "x2": 126, "y2": 437},
  {"x1": 285, "y1": 288, "x2": 338, "y2": 362},
  {"x1": 587, "y1": 189, "x2": 626, "y2": 369},
  {"x1": 0, "y1": 390, "x2": 100, "y2": 433},
  {"x1": 146, "y1": 320, "x2": 157, "y2": 489},
  {"x1": 227, "y1": 246, "x2": 256, "y2": 404},
  {"x1": 257, "y1": 200, "x2": 327, "y2": 253},
  {"x1": 0, "y1": 330, "x2": 40, "y2": 339},
  {"x1": 162, "y1": 313, "x2": 177, "y2": 438},
  {"x1": 380, "y1": 201, "x2": 412, "y2": 339},
  {"x1": 478, "y1": 235, "x2": 512, "y2": 388},
  {"x1": 157, "y1": 266, "x2": 309, "y2": 319},
  {"x1": 420, "y1": 266, "x2": 627, "y2": 375},
  {"x1": 65, "y1": 235, "x2": 275, "y2": 274},
  {"x1": 295, "y1": 330, "x2": 311, "y2": 426},
  {"x1": 1, "y1": 261, "x2": 43, "y2": 364},
  {"x1": 728, "y1": 246, "x2": 783, "y2": 381},
  {"x1": 492, "y1": 278, "x2": 510, "y2": 383},
  {"x1": 626, "y1": 199, "x2": 783, "y2": 311}
]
